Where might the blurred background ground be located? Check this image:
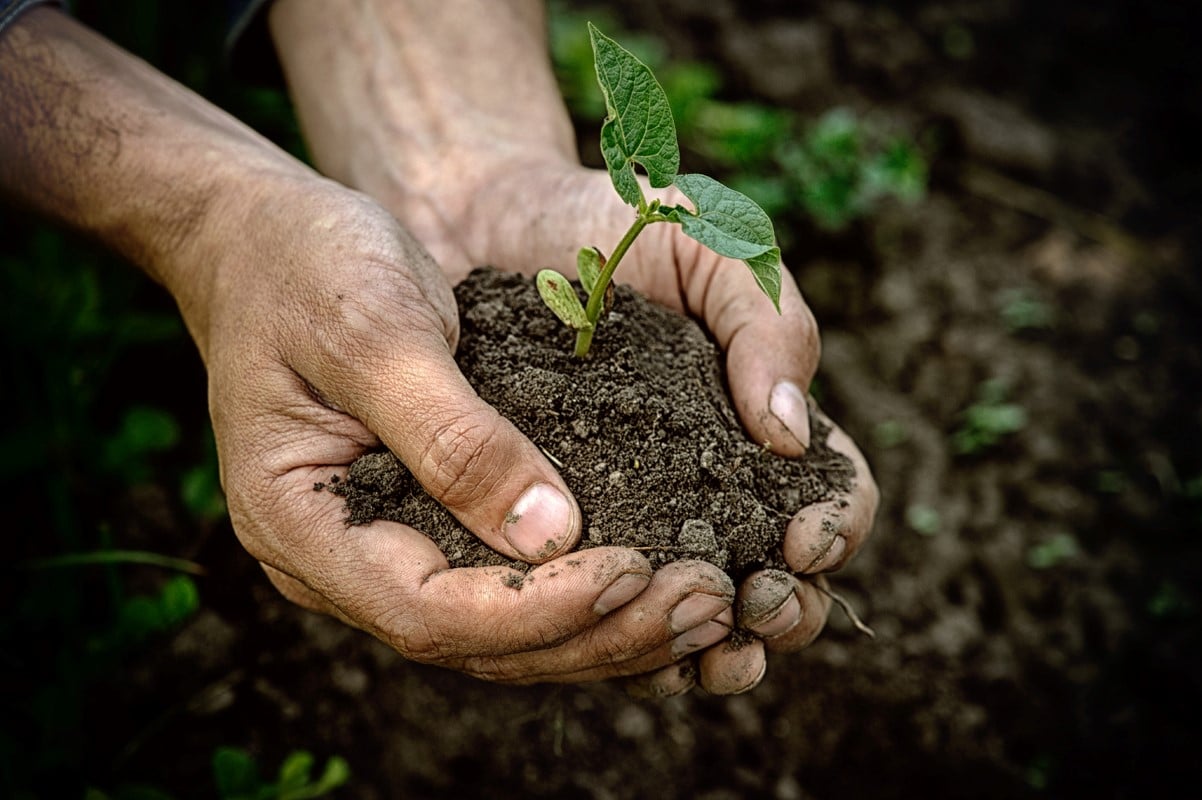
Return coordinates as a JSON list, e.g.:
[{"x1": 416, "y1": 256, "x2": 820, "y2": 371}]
[{"x1": 1, "y1": 1, "x2": 1199, "y2": 797}]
